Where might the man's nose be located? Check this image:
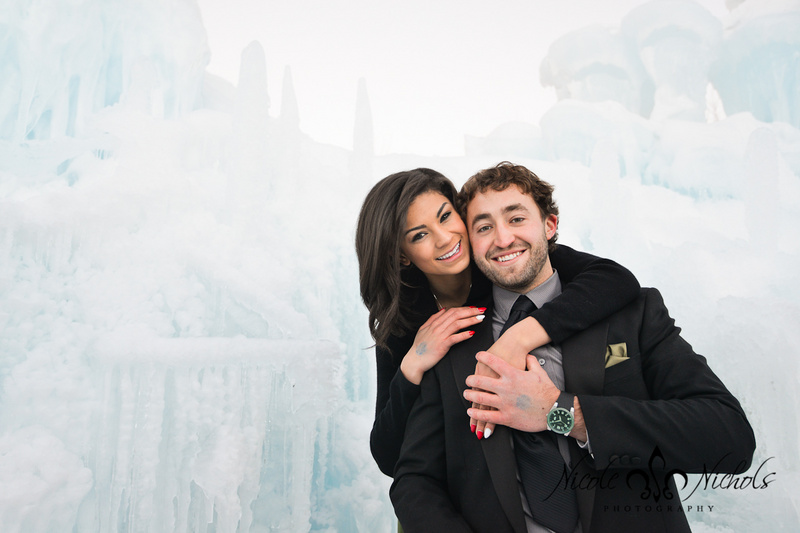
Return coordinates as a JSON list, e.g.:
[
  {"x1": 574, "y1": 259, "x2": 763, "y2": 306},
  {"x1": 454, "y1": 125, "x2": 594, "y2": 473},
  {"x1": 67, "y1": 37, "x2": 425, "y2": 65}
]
[{"x1": 494, "y1": 223, "x2": 514, "y2": 248}]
